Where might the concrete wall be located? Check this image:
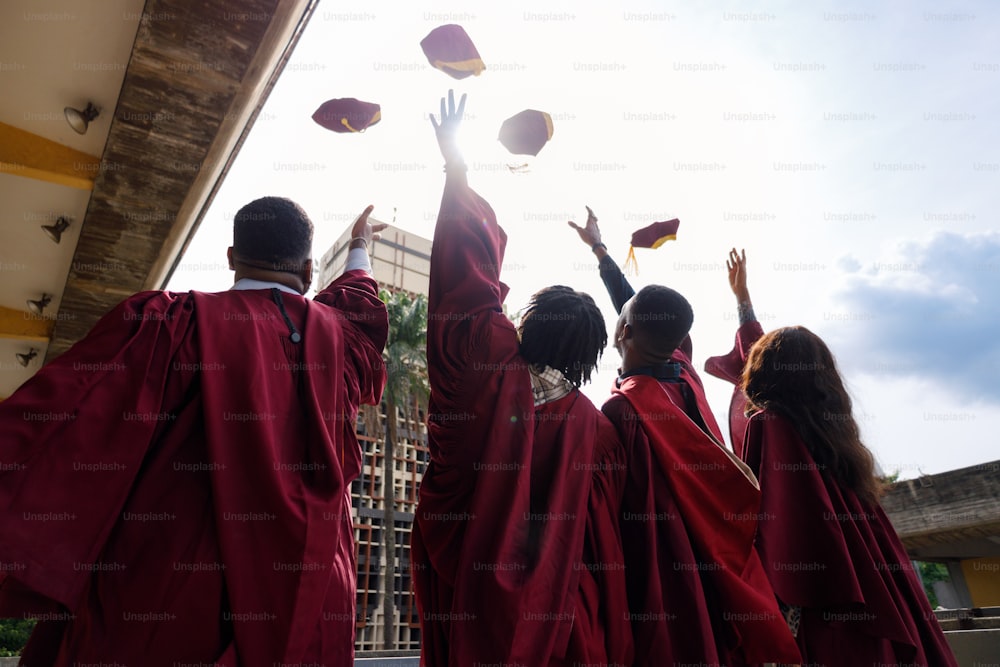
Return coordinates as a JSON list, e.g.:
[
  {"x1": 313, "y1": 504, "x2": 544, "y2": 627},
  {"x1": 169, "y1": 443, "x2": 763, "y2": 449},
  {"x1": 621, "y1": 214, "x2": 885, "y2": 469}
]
[{"x1": 945, "y1": 628, "x2": 1000, "y2": 666}]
